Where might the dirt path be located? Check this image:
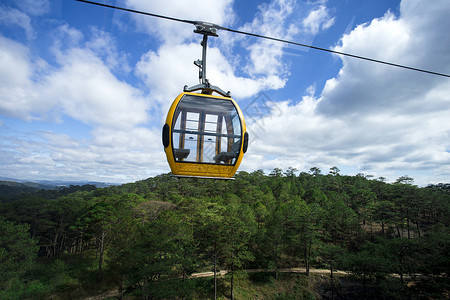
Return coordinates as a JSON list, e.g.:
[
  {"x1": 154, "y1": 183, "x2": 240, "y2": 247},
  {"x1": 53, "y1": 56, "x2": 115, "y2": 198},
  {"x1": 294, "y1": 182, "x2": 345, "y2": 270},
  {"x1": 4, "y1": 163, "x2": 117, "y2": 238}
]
[
  {"x1": 81, "y1": 268, "x2": 344, "y2": 299},
  {"x1": 190, "y1": 268, "x2": 347, "y2": 278},
  {"x1": 82, "y1": 289, "x2": 120, "y2": 300}
]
